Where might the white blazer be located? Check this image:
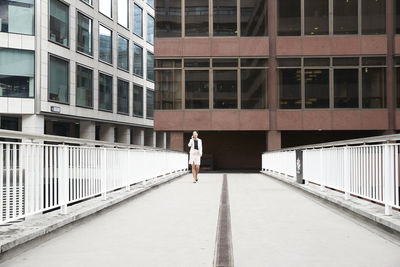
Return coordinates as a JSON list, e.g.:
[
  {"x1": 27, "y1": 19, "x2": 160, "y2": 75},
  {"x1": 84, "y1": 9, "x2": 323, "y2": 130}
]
[{"x1": 188, "y1": 138, "x2": 203, "y2": 156}]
